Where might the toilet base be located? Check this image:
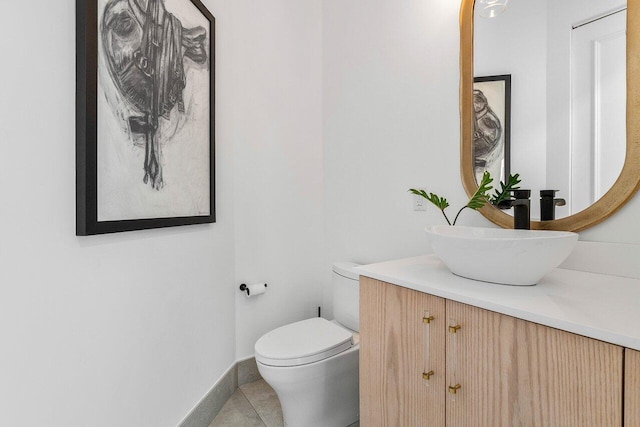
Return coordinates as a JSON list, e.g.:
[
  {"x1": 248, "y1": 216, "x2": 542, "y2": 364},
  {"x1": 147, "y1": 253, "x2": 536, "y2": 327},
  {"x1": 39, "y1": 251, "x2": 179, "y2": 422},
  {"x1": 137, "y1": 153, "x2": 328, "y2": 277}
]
[{"x1": 257, "y1": 345, "x2": 359, "y2": 427}]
